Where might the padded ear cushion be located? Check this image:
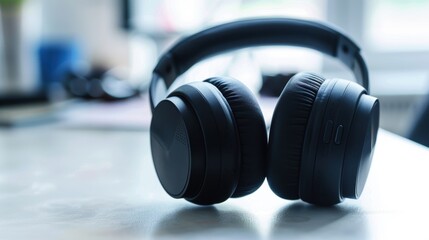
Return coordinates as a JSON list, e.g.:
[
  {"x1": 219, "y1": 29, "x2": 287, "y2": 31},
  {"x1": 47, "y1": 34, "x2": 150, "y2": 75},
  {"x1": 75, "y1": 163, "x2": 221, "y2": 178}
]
[
  {"x1": 267, "y1": 72, "x2": 325, "y2": 200},
  {"x1": 205, "y1": 77, "x2": 267, "y2": 197}
]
